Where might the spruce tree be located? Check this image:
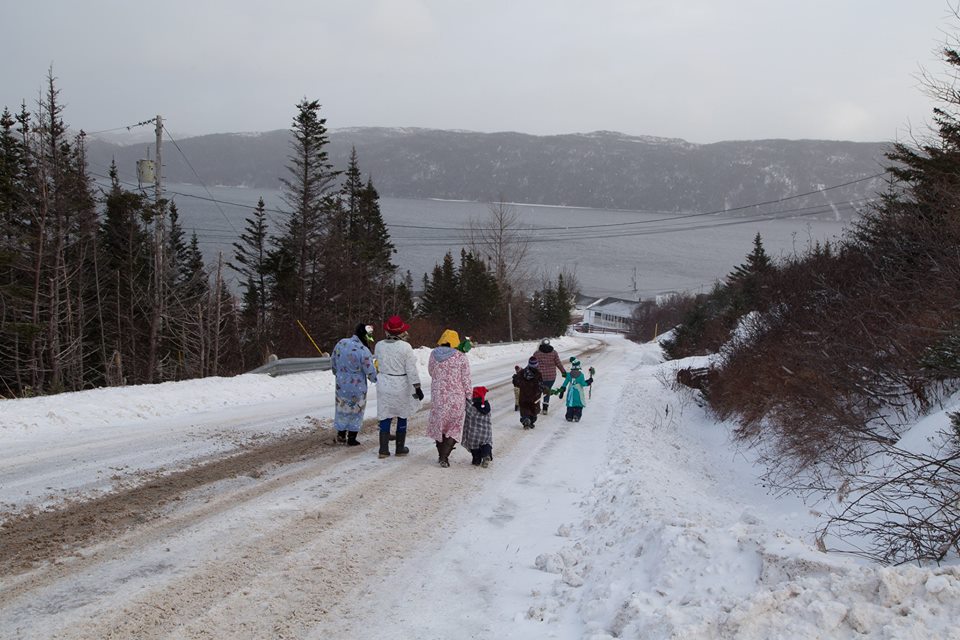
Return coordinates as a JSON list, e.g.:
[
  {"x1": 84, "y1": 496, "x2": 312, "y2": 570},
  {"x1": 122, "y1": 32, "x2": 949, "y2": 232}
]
[
  {"x1": 99, "y1": 163, "x2": 153, "y2": 383},
  {"x1": 332, "y1": 149, "x2": 397, "y2": 329},
  {"x1": 358, "y1": 177, "x2": 396, "y2": 276},
  {"x1": 230, "y1": 197, "x2": 271, "y2": 361},
  {"x1": 726, "y1": 232, "x2": 772, "y2": 314},
  {"x1": 457, "y1": 249, "x2": 501, "y2": 334},
  {"x1": 419, "y1": 252, "x2": 459, "y2": 324},
  {"x1": 0, "y1": 106, "x2": 32, "y2": 395},
  {"x1": 384, "y1": 270, "x2": 416, "y2": 320},
  {"x1": 269, "y1": 99, "x2": 339, "y2": 353},
  {"x1": 340, "y1": 147, "x2": 364, "y2": 242}
]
